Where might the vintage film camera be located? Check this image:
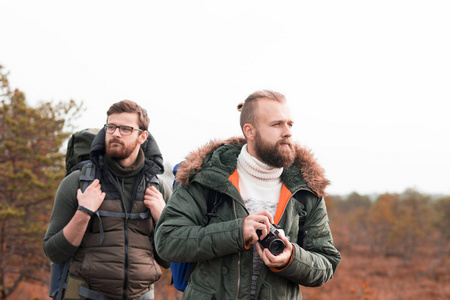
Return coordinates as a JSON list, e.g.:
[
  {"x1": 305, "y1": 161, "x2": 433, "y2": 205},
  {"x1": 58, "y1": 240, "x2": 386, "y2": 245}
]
[{"x1": 256, "y1": 224, "x2": 285, "y2": 256}]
